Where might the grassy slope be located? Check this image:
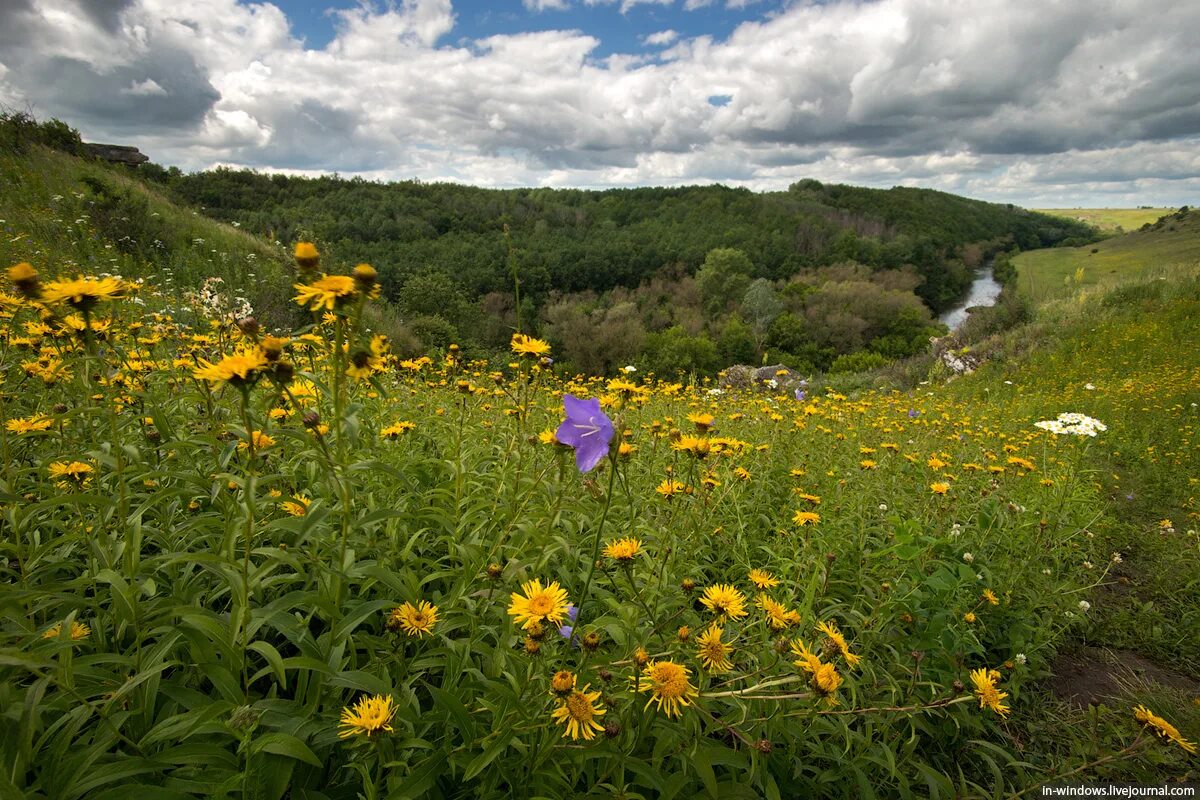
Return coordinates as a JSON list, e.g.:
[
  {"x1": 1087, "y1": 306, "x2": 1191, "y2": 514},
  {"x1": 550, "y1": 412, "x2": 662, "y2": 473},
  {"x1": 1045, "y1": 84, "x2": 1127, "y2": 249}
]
[
  {"x1": 1032, "y1": 208, "x2": 1175, "y2": 233},
  {"x1": 0, "y1": 145, "x2": 296, "y2": 328},
  {"x1": 1013, "y1": 209, "x2": 1200, "y2": 304}
]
